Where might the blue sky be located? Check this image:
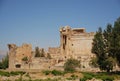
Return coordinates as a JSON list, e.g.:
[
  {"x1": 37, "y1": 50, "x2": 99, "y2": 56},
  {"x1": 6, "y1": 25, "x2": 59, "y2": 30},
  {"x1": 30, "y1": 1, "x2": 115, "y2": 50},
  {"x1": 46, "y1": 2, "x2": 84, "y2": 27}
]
[{"x1": 0, "y1": 0, "x2": 120, "y2": 55}]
